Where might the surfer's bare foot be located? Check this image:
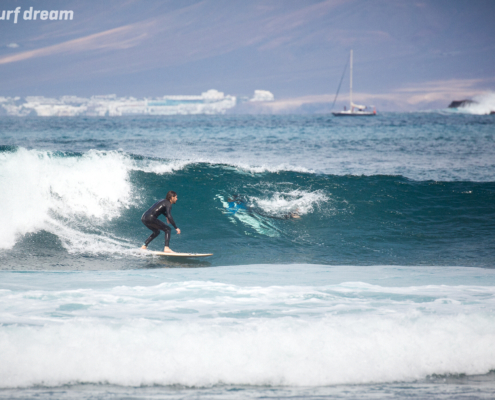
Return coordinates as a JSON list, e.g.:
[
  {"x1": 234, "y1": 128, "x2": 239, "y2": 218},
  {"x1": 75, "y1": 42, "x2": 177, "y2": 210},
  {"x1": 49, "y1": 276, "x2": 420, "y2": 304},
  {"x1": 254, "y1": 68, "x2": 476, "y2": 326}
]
[
  {"x1": 163, "y1": 246, "x2": 175, "y2": 253},
  {"x1": 141, "y1": 245, "x2": 147, "y2": 250}
]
